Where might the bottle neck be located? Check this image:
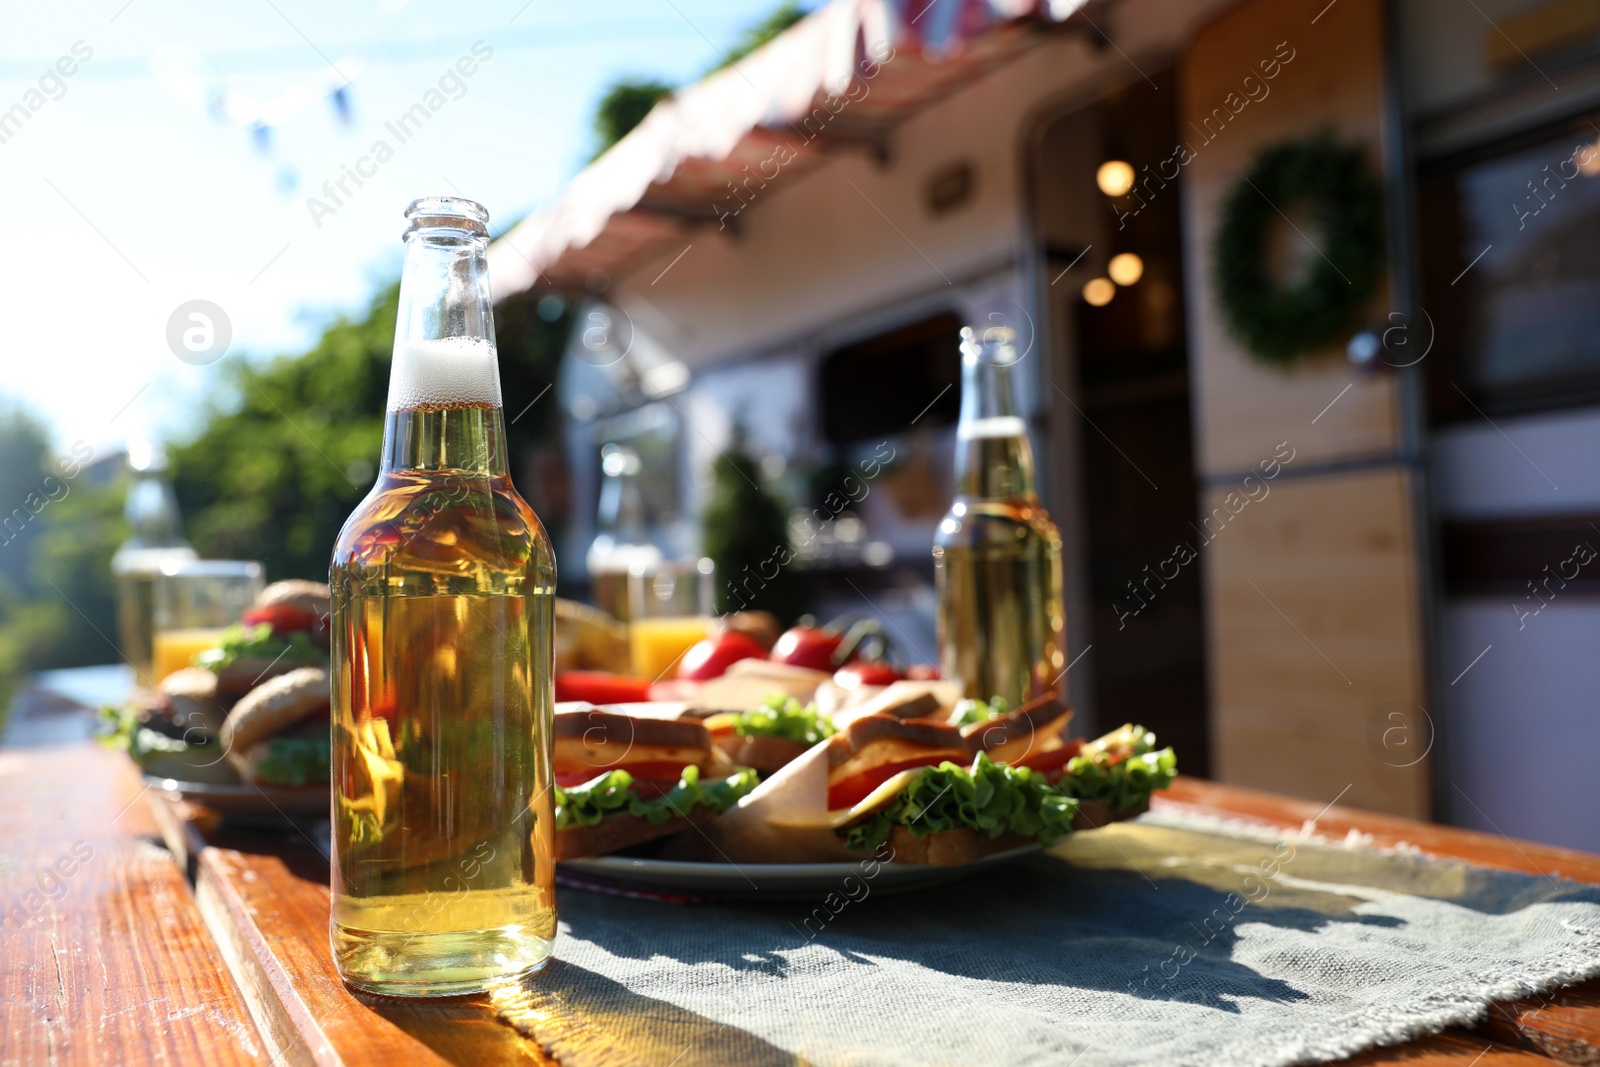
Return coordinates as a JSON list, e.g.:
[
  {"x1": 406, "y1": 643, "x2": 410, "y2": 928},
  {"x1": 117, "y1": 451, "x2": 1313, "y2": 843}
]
[
  {"x1": 381, "y1": 221, "x2": 506, "y2": 476},
  {"x1": 599, "y1": 471, "x2": 648, "y2": 539},
  {"x1": 381, "y1": 405, "x2": 507, "y2": 476},
  {"x1": 123, "y1": 470, "x2": 190, "y2": 547},
  {"x1": 953, "y1": 351, "x2": 1038, "y2": 502}
]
